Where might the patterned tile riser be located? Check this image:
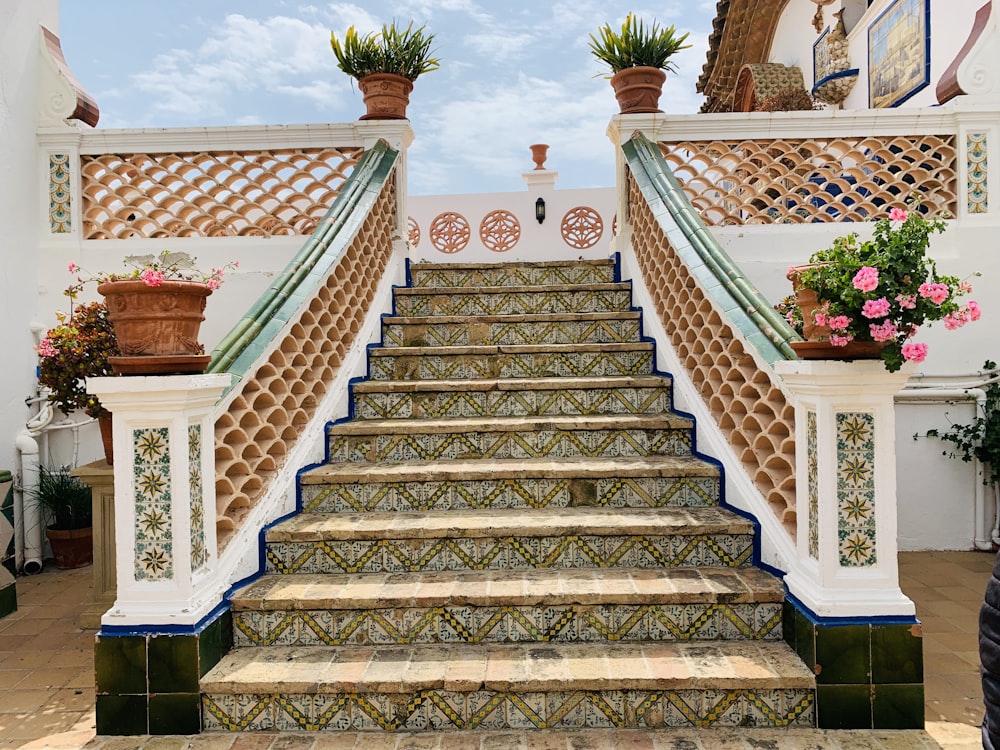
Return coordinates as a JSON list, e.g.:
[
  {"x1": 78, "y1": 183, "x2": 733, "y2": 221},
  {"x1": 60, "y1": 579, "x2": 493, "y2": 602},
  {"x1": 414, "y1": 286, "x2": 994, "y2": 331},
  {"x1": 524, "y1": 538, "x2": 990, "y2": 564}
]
[
  {"x1": 232, "y1": 603, "x2": 783, "y2": 647},
  {"x1": 264, "y1": 534, "x2": 754, "y2": 575},
  {"x1": 352, "y1": 387, "x2": 674, "y2": 420},
  {"x1": 301, "y1": 476, "x2": 720, "y2": 514},
  {"x1": 202, "y1": 688, "x2": 814, "y2": 731},
  {"x1": 326, "y1": 429, "x2": 693, "y2": 463},
  {"x1": 382, "y1": 320, "x2": 642, "y2": 347},
  {"x1": 394, "y1": 290, "x2": 633, "y2": 317},
  {"x1": 409, "y1": 265, "x2": 616, "y2": 288},
  {"x1": 368, "y1": 350, "x2": 654, "y2": 381}
]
